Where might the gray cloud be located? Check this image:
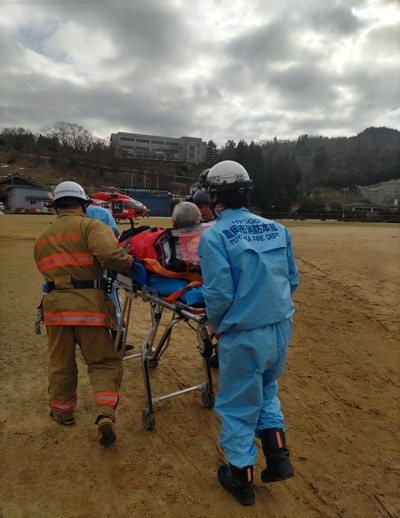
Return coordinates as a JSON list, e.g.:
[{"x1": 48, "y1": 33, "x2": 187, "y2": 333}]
[{"x1": 0, "y1": 0, "x2": 399, "y2": 146}]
